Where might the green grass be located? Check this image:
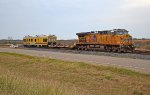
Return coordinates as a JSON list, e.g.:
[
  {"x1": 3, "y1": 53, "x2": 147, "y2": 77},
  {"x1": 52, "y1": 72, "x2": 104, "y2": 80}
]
[{"x1": 0, "y1": 52, "x2": 150, "y2": 95}]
